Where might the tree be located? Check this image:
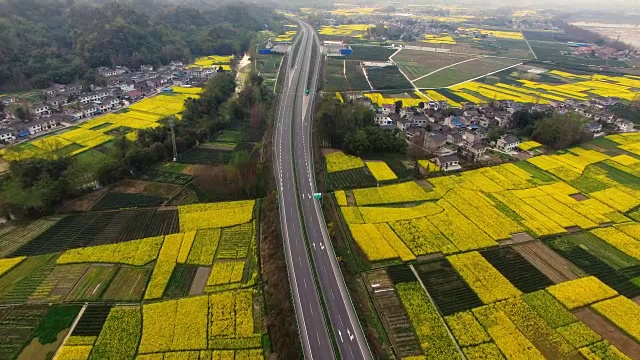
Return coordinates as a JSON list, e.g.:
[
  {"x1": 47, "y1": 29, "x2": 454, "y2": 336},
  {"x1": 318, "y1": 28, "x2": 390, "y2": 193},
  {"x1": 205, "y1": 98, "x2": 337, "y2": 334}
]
[
  {"x1": 124, "y1": 148, "x2": 156, "y2": 172},
  {"x1": 531, "y1": 112, "x2": 591, "y2": 150},
  {"x1": 14, "y1": 106, "x2": 28, "y2": 121},
  {"x1": 394, "y1": 100, "x2": 402, "y2": 114},
  {"x1": 97, "y1": 161, "x2": 128, "y2": 186}
]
